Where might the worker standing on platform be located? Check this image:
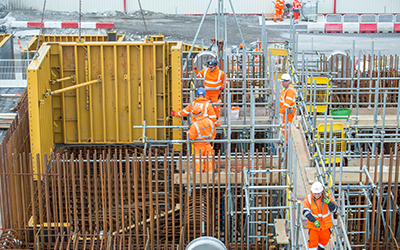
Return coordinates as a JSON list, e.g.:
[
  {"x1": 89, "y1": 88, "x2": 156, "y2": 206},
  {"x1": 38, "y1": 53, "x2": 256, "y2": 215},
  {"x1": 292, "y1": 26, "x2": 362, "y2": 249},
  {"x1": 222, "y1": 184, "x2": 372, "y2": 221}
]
[
  {"x1": 292, "y1": 0, "x2": 302, "y2": 23},
  {"x1": 188, "y1": 105, "x2": 216, "y2": 173},
  {"x1": 254, "y1": 40, "x2": 262, "y2": 73},
  {"x1": 279, "y1": 73, "x2": 296, "y2": 144},
  {"x1": 194, "y1": 59, "x2": 226, "y2": 118},
  {"x1": 303, "y1": 181, "x2": 338, "y2": 250},
  {"x1": 273, "y1": 0, "x2": 285, "y2": 22},
  {"x1": 171, "y1": 87, "x2": 220, "y2": 126}
]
